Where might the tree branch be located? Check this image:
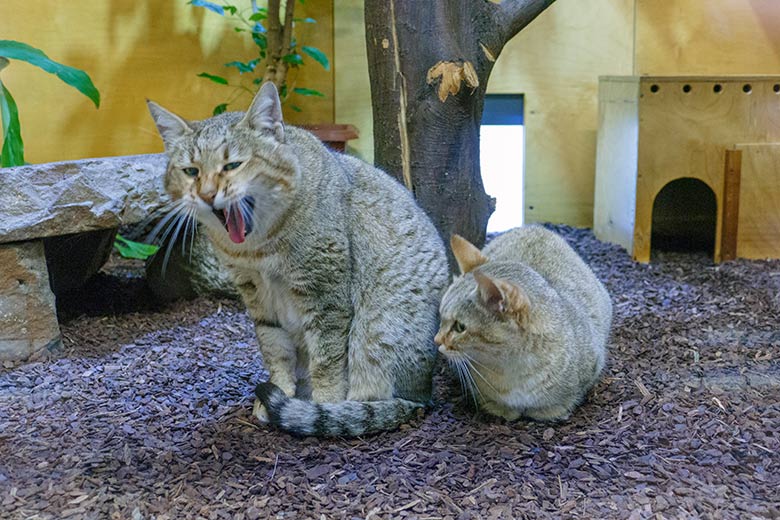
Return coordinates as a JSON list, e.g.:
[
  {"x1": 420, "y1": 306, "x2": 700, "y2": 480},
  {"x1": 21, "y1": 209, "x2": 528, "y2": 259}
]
[
  {"x1": 275, "y1": 0, "x2": 296, "y2": 86},
  {"x1": 492, "y1": 0, "x2": 557, "y2": 45},
  {"x1": 263, "y1": 0, "x2": 282, "y2": 86}
]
